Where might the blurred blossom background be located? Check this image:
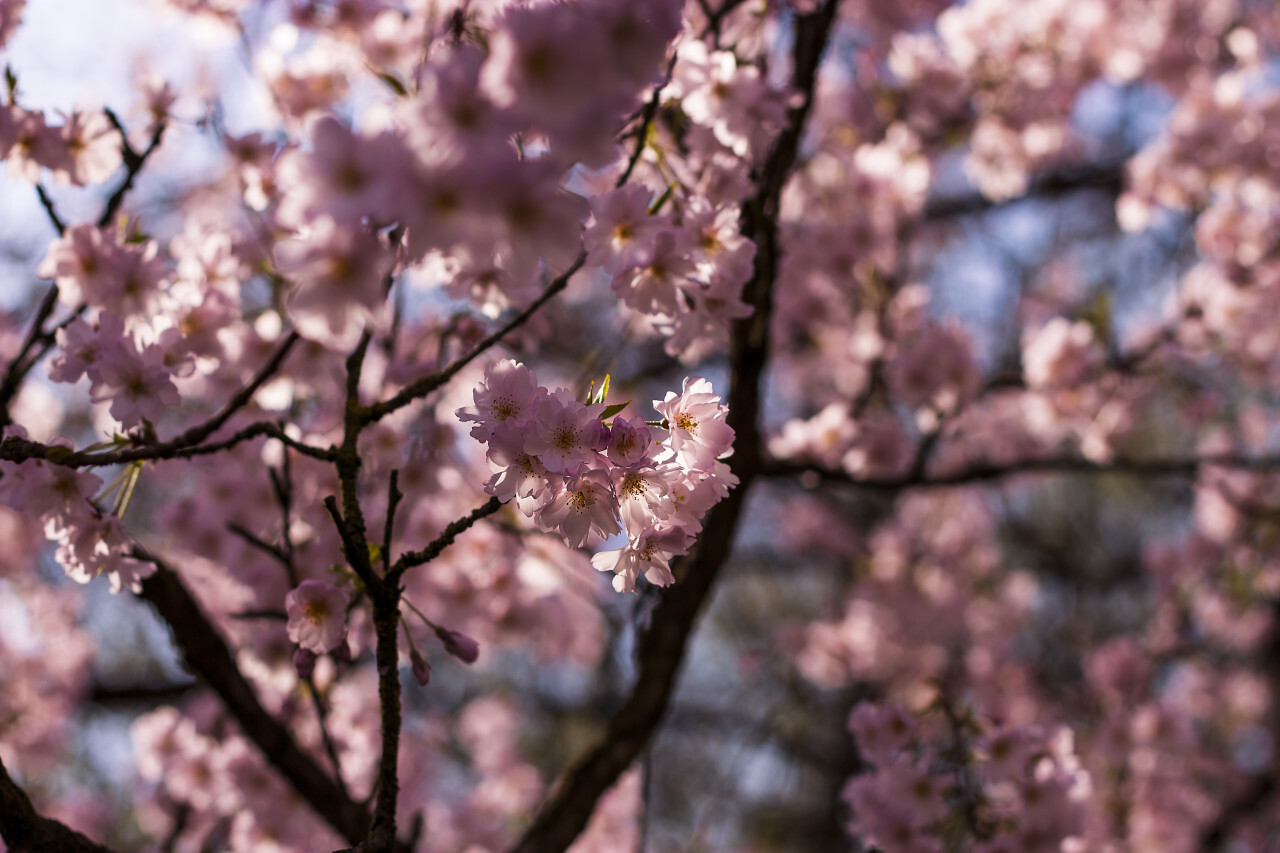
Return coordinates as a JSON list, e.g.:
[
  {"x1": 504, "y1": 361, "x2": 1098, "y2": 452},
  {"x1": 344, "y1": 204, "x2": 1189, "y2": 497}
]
[{"x1": 3, "y1": 0, "x2": 1280, "y2": 851}]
